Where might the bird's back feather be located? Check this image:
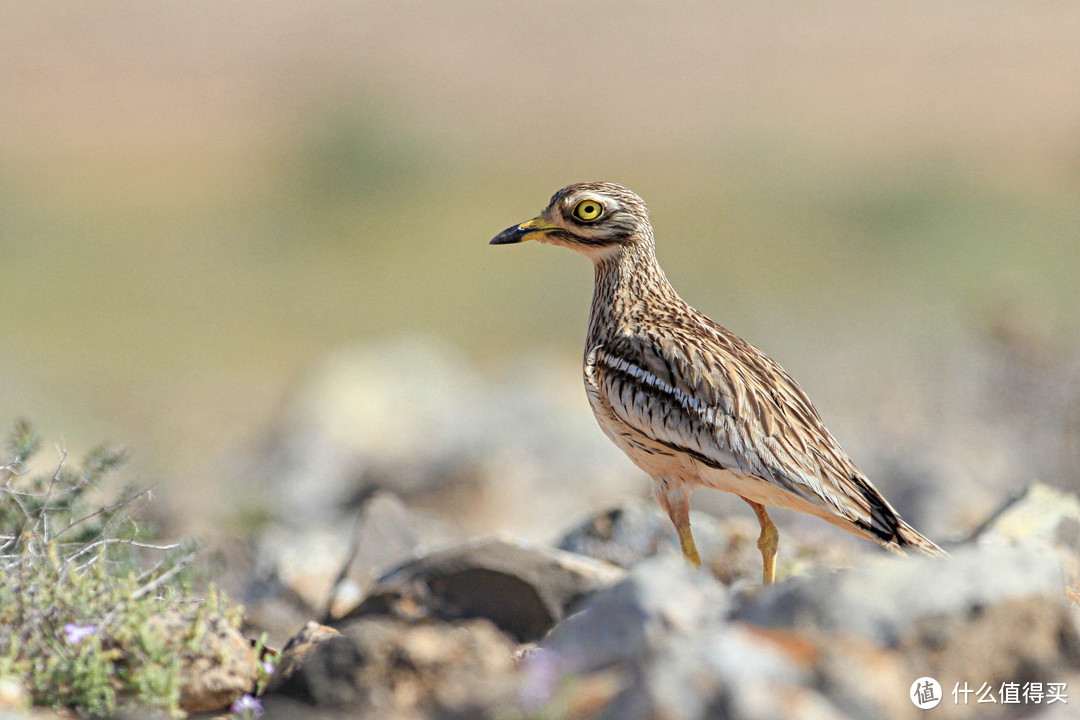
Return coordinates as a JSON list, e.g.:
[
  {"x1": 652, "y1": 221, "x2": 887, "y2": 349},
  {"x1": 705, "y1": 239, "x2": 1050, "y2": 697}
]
[{"x1": 586, "y1": 306, "x2": 943, "y2": 556}]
